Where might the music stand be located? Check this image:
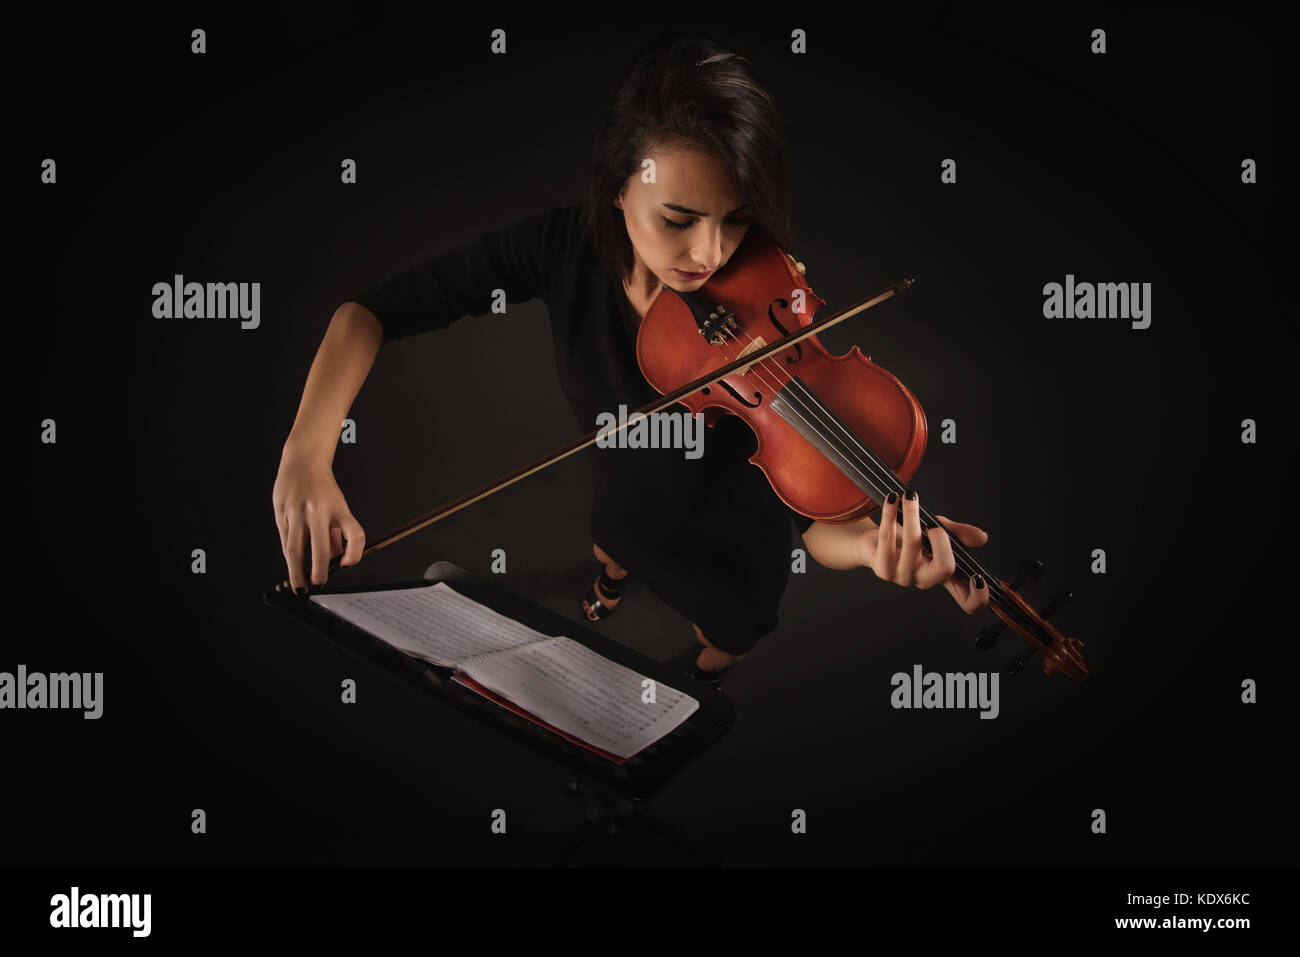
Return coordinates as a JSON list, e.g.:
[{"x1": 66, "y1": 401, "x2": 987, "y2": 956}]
[{"x1": 262, "y1": 561, "x2": 735, "y2": 864}]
